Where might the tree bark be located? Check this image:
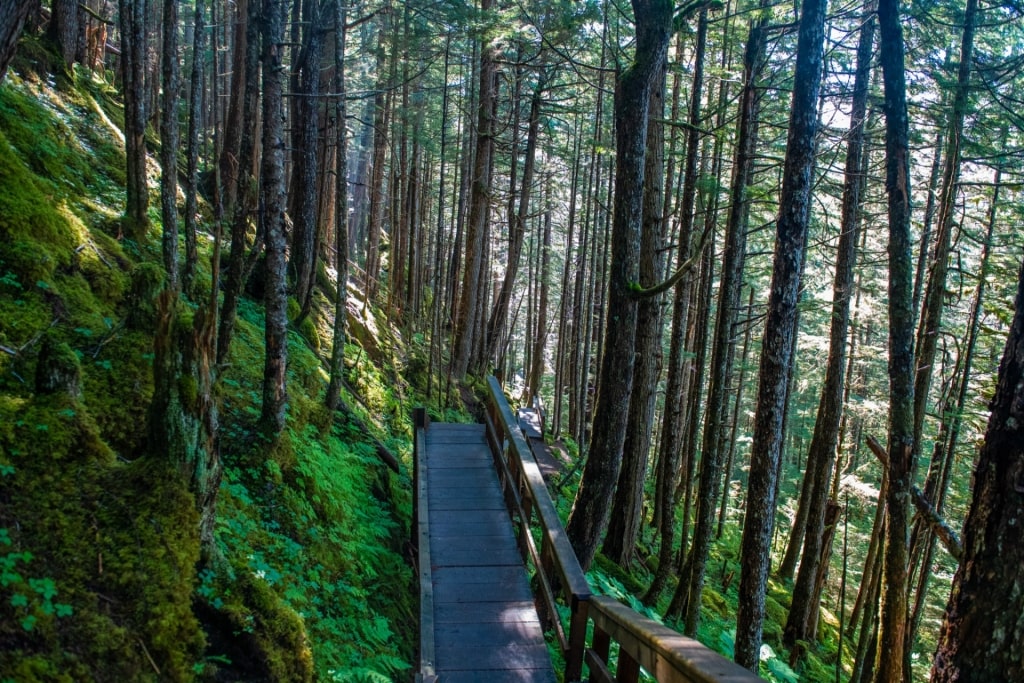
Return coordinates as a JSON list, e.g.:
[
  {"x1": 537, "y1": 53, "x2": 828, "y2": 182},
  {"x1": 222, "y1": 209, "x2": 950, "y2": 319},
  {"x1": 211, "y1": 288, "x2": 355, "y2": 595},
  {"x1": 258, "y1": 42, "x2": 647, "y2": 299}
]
[
  {"x1": 565, "y1": 0, "x2": 673, "y2": 572},
  {"x1": 289, "y1": 0, "x2": 326, "y2": 317},
  {"x1": 216, "y1": 0, "x2": 261, "y2": 364},
  {"x1": 119, "y1": 0, "x2": 150, "y2": 238},
  {"x1": 875, "y1": 0, "x2": 917, "y2": 678},
  {"x1": 603, "y1": 64, "x2": 667, "y2": 568},
  {"x1": 783, "y1": 3, "x2": 874, "y2": 650},
  {"x1": 0, "y1": 0, "x2": 35, "y2": 83},
  {"x1": 451, "y1": 0, "x2": 497, "y2": 379},
  {"x1": 911, "y1": 0, "x2": 978, "y2": 481},
  {"x1": 931, "y1": 255, "x2": 1024, "y2": 683},
  {"x1": 326, "y1": 0, "x2": 349, "y2": 412},
  {"x1": 734, "y1": 0, "x2": 827, "y2": 667},
  {"x1": 182, "y1": 0, "x2": 206, "y2": 297},
  {"x1": 160, "y1": 0, "x2": 180, "y2": 290},
  {"x1": 47, "y1": 0, "x2": 81, "y2": 67},
  {"x1": 258, "y1": 0, "x2": 289, "y2": 438},
  {"x1": 682, "y1": 5, "x2": 767, "y2": 636}
]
